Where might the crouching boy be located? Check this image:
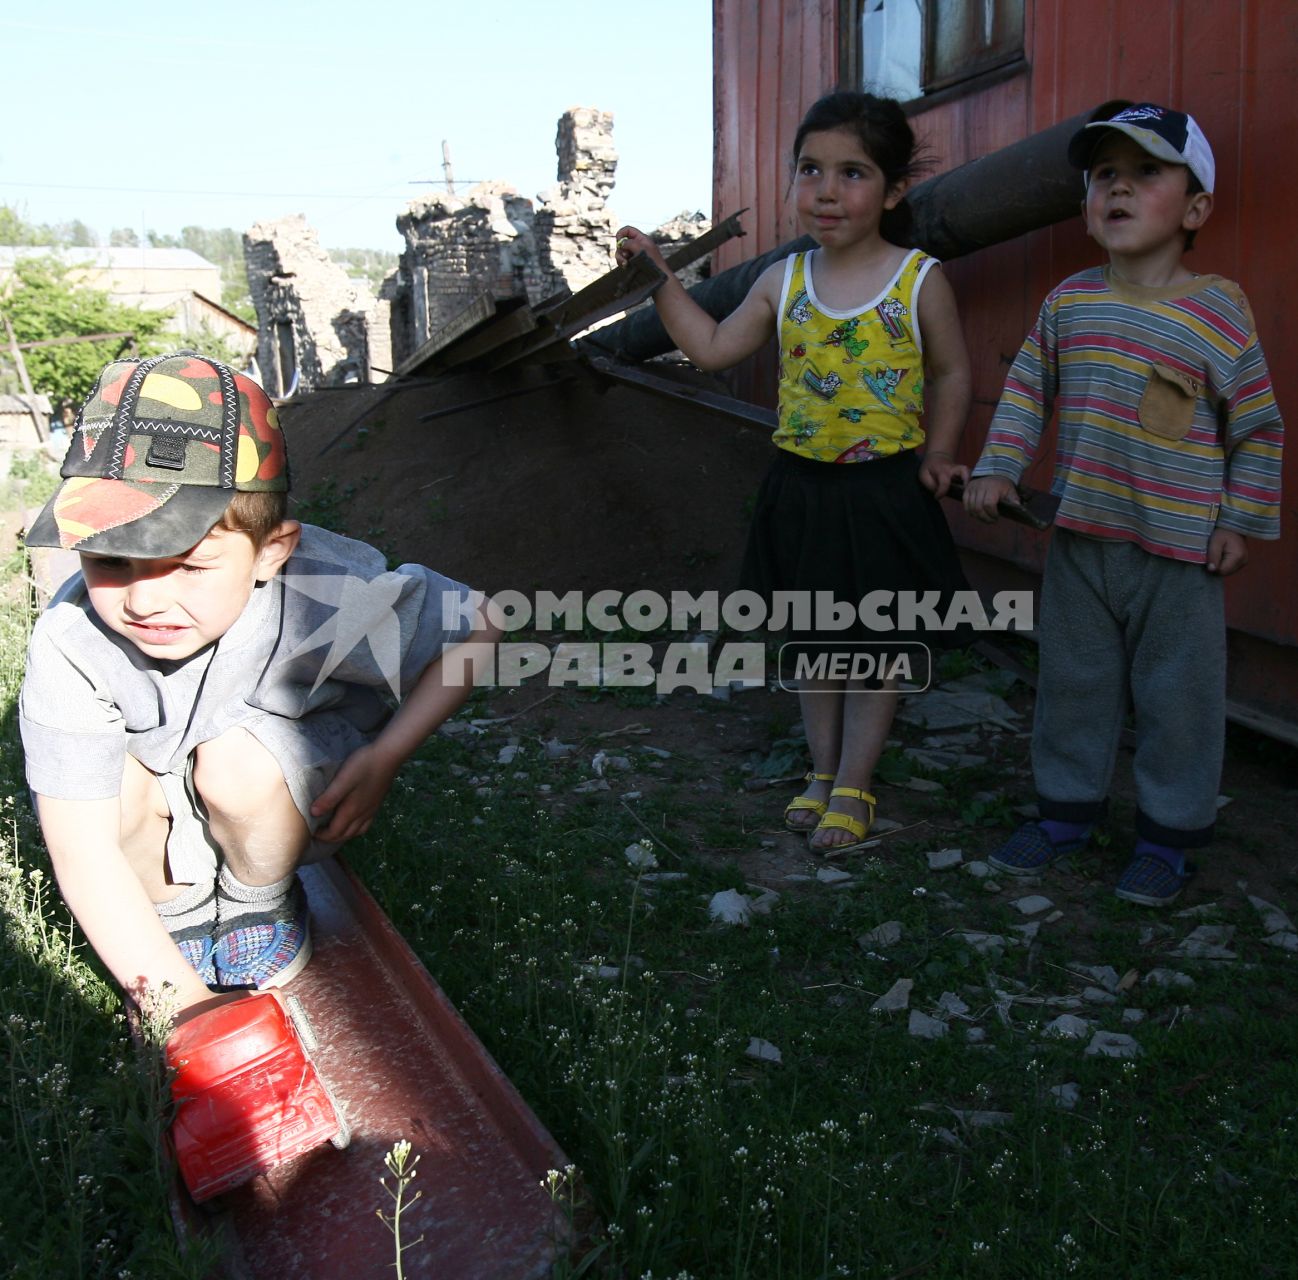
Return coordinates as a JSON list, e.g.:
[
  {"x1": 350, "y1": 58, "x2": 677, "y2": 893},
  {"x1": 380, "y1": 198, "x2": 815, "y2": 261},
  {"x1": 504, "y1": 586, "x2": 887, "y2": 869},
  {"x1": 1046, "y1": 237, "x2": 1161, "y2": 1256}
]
[{"x1": 21, "y1": 352, "x2": 498, "y2": 1018}]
